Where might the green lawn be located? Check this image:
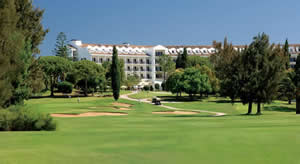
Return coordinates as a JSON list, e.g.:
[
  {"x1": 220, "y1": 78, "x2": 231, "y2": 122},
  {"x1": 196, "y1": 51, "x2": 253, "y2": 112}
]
[
  {"x1": 128, "y1": 91, "x2": 173, "y2": 100},
  {"x1": 0, "y1": 93, "x2": 300, "y2": 164}
]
